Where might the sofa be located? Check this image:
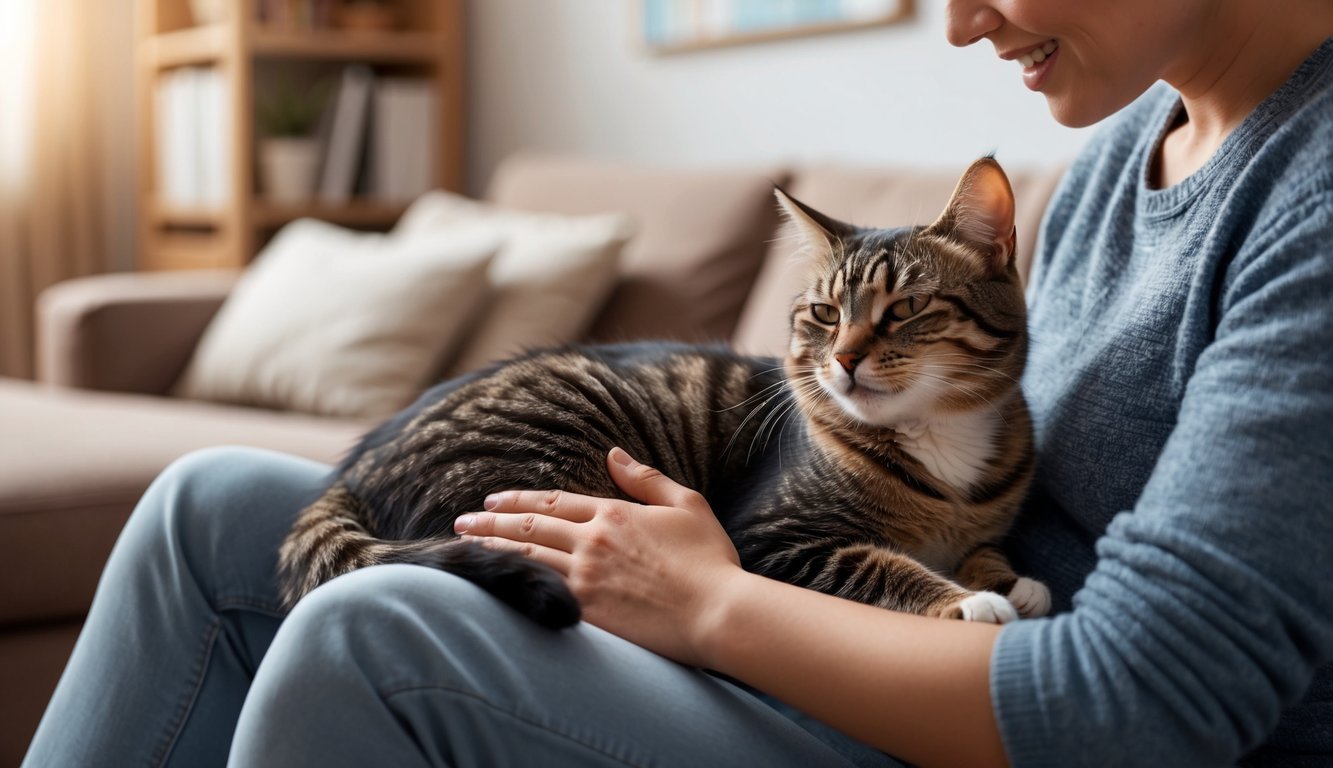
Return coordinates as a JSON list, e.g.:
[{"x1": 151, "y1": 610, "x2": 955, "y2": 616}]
[{"x1": 0, "y1": 153, "x2": 1065, "y2": 764}]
